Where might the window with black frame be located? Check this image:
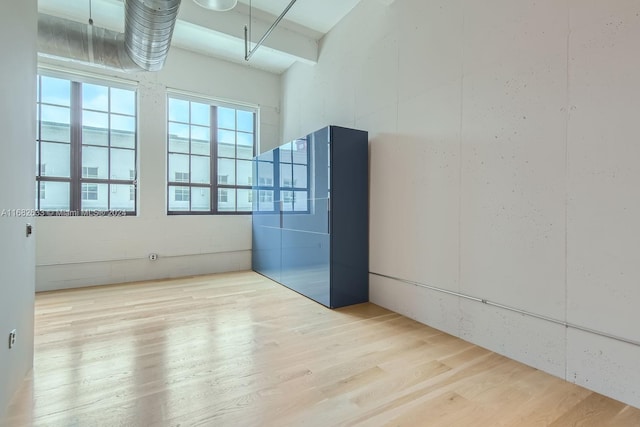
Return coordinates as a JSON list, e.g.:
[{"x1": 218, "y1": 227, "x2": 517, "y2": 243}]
[
  {"x1": 36, "y1": 74, "x2": 137, "y2": 215},
  {"x1": 167, "y1": 95, "x2": 257, "y2": 214},
  {"x1": 279, "y1": 138, "x2": 309, "y2": 213}
]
